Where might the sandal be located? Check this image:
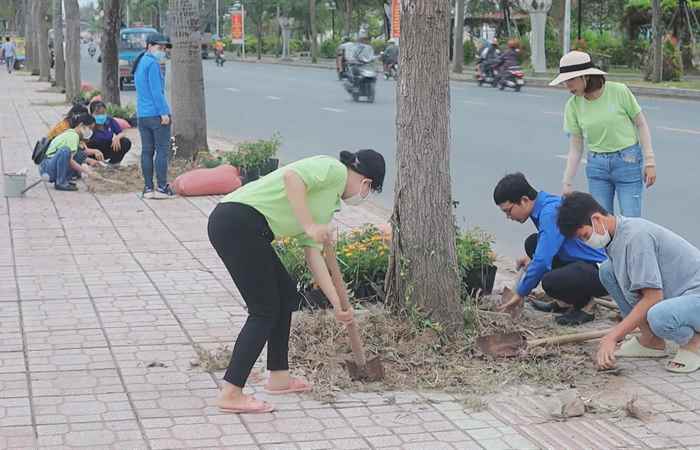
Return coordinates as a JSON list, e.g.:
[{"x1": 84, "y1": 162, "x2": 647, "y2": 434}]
[
  {"x1": 218, "y1": 395, "x2": 275, "y2": 414},
  {"x1": 666, "y1": 349, "x2": 700, "y2": 374},
  {"x1": 614, "y1": 336, "x2": 667, "y2": 358},
  {"x1": 264, "y1": 377, "x2": 313, "y2": 395}
]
